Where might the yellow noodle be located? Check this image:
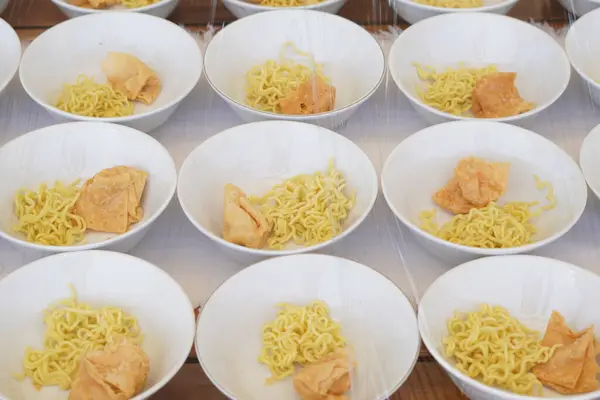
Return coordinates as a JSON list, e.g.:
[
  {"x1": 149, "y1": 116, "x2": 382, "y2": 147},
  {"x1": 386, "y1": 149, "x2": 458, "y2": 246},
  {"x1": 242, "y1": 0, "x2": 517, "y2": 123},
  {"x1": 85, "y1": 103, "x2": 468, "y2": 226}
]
[
  {"x1": 121, "y1": 0, "x2": 160, "y2": 7},
  {"x1": 13, "y1": 180, "x2": 86, "y2": 246},
  {"x1": 254, "y1": 0, "x2": 323, "y2": 5},
  {"x1": 259, "y1": 301, "x2": 346, "y2": 383},
  {"x1": 250, "y1": 159, "x2": 355, "y2": 249},
  {"x1": 56, "y1": 75, "x2": 134, "y2": 118},
  {"x1": 414, "y1": 63, "x2": 497, "y2": 116},
  {"x1": 413, "y1": 0, "x2": 483, "y2": 7},
  {"x1": 443, "y1": 304, "x2": 557, "y2": 395},
  {"x1": 14, "y1": 285, "x2": 142, "y2": 390},
  {"x1": 245, "y1": 42, "x2": 330, "y2": 114}
]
